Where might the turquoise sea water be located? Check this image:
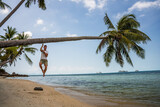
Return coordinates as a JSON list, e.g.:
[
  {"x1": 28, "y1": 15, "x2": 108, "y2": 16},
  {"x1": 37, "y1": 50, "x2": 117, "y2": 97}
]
[{"x1": 11, "y1": 71, "x2": 160, "y2": 106}]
